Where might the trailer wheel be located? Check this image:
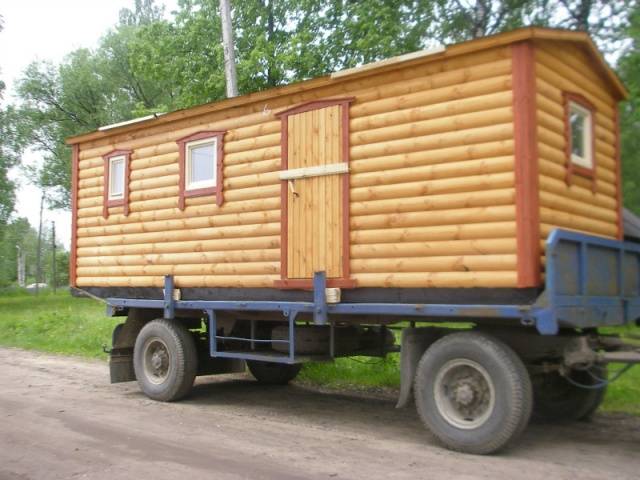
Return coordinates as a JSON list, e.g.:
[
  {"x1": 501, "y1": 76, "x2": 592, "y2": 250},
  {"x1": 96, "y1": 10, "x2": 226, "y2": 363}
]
[
  {"x1": 133, "y1": 319, "x2": 197, "y2": 402},
  {"x1": 247, "y1": 360, "x2": 302, "y2": 385},
  {"x1": 414, "y1": 331, "x2": 532, "y2": 455},
  {"x1": 532, "y1": 365, "x2": 607, "y2": 422}
]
